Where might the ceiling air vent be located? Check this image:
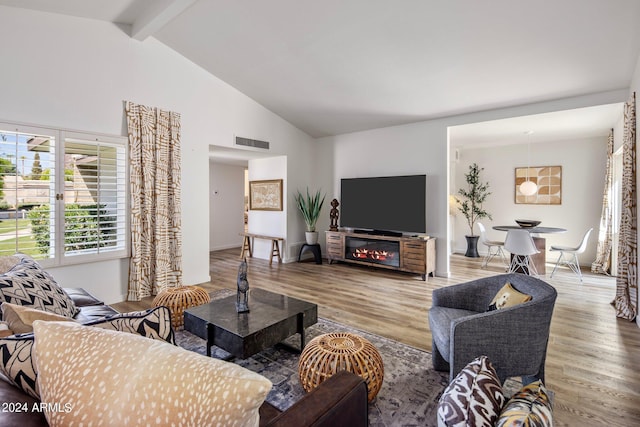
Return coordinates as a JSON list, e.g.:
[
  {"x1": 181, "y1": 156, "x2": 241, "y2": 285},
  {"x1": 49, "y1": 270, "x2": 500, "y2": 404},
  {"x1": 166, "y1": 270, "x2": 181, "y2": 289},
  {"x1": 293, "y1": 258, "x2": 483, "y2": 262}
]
[{"x1": 235, "y1": 136, "x2": 270, "y2": 150}]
